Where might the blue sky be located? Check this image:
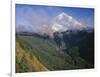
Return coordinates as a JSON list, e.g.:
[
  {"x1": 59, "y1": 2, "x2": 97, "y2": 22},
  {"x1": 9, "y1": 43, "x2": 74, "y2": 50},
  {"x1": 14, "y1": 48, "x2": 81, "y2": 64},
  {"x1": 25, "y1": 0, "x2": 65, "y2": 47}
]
[{"x1": 16, "y1": 4, "x2": 94, "y2": 32}]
